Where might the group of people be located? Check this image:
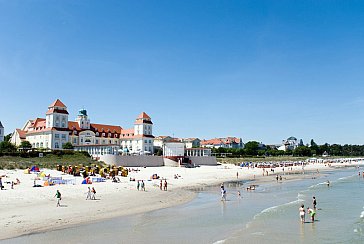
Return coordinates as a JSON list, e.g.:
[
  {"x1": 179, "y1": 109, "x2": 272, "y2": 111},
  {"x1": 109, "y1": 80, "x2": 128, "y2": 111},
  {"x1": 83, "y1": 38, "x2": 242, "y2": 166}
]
[
  {"x1": 86, "y1": 187, "x2": 97, "y2": 200},
  {"x1": 137, "y1": 180, "x2": 146, "y2": 191},
  {"x1": 299, "y1": 196, "x2": 317, "y2": 223},
  {"x1": 159, "y1": 180, "x2": 168, "y2": 191},
  {"x1": 0, "y1": 176, "x2": 21, "y2": 190}
]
